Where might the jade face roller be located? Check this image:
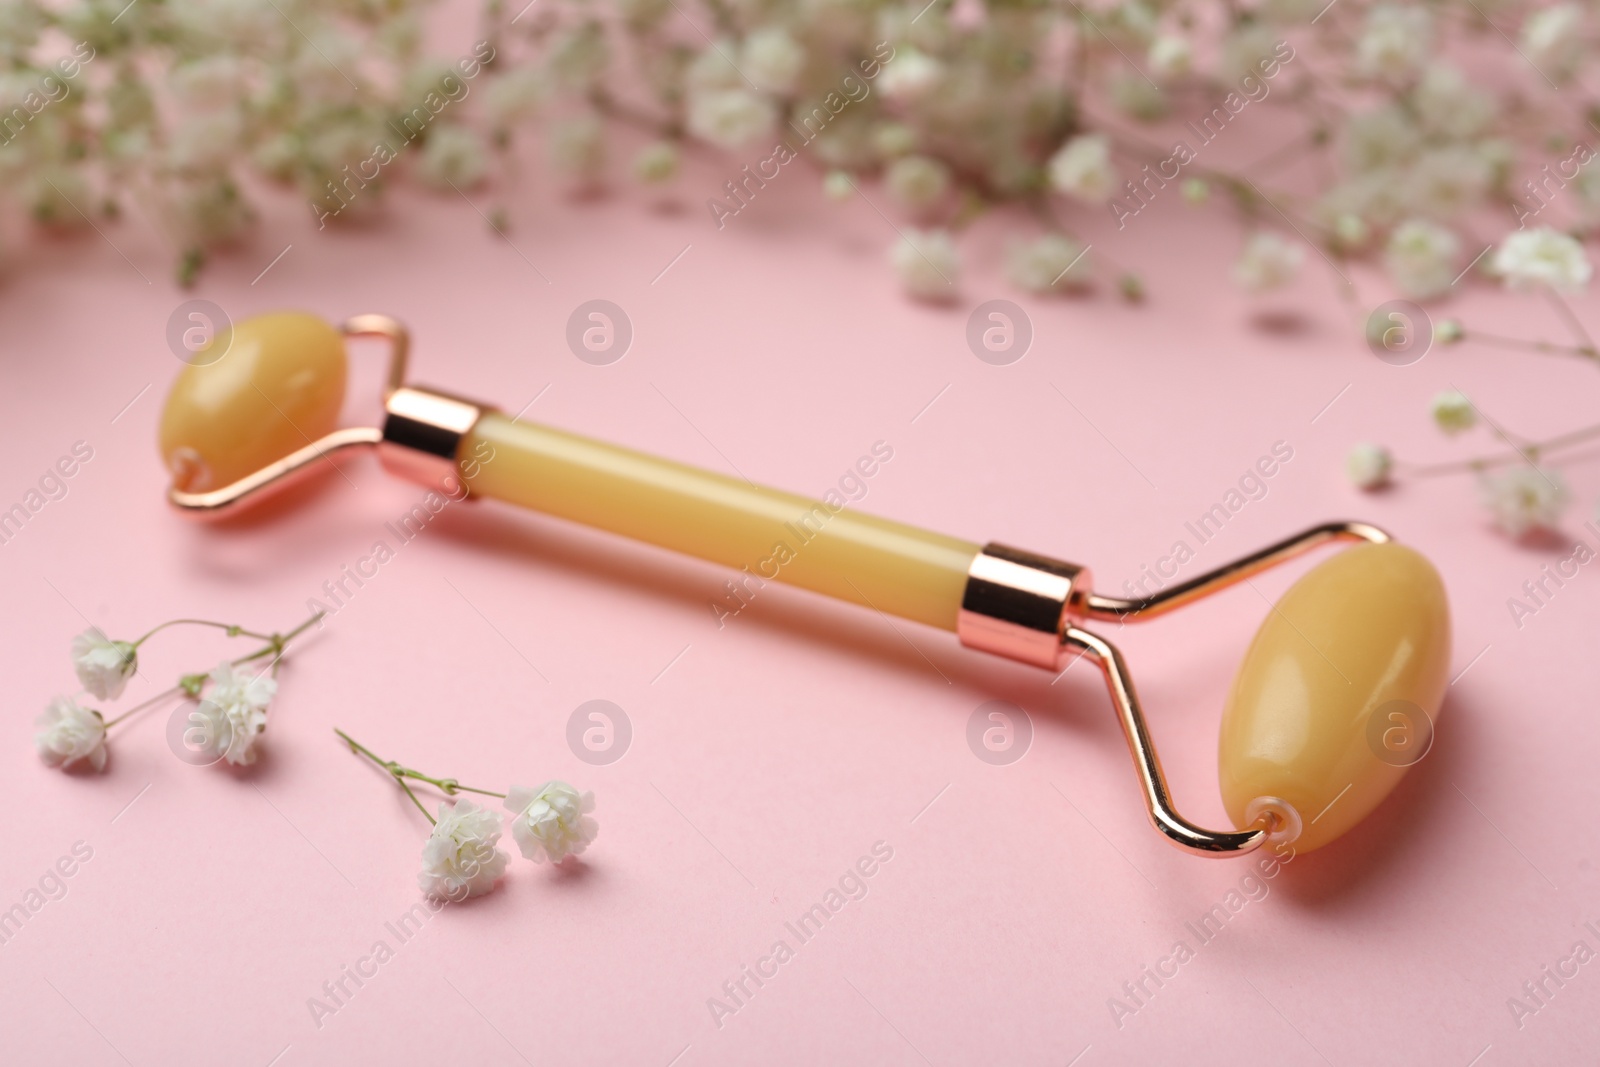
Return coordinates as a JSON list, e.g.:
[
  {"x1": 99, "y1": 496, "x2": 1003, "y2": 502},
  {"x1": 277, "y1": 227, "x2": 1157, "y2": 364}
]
[{"x1": 159, "y1": 311, "x2": 1451, "y2": 858}]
